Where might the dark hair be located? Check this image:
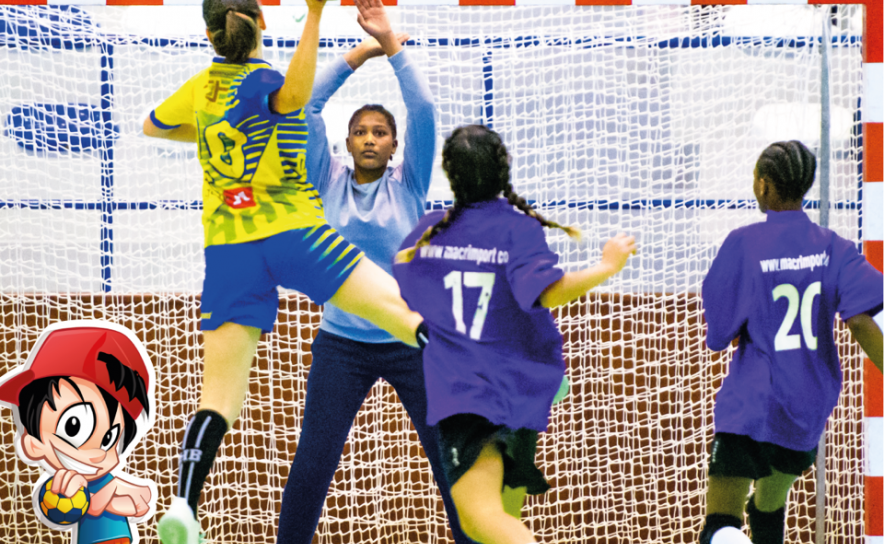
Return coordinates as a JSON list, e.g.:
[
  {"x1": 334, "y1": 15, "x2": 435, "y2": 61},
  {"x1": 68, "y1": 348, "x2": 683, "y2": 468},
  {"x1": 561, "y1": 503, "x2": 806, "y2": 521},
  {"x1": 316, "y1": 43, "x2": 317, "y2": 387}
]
[
  {"x1": 396, "y1": 125, "x2": 577, "y2": 263},
  {"x1": 203, "y1": 0, "x2": 261, "y2": 64},
  {"x1": 18, "y1": 352, "x2": 150, "y2": 453},
  {"x1": 755, "y1": 140, "x2": 816, "y2": 202},
  {"x1": 348, "y1": 105, "x2": 397, "y2": 140}
]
